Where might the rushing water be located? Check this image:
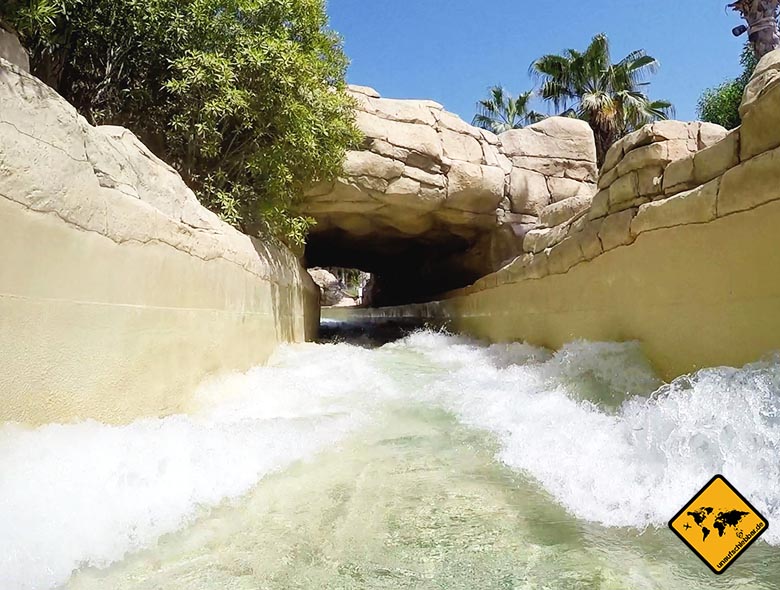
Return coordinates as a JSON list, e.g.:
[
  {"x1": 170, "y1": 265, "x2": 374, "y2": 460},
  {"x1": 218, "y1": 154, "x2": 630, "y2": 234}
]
[{"x1": 2, "y1": 327, "x2": 780, "y2": 589}]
